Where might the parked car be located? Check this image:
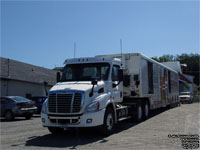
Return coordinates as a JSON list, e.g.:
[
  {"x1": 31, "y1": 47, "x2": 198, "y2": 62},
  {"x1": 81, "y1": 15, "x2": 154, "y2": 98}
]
[
  {"x1": 0, "y1": 96, "x2": 37, "y2": 121},
  {"x1": 179, "y1": 92, "x2": 193, "y2": 104},
  {"x1": 30, "y1": 96, "x2": 47, "y2": 114}
]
